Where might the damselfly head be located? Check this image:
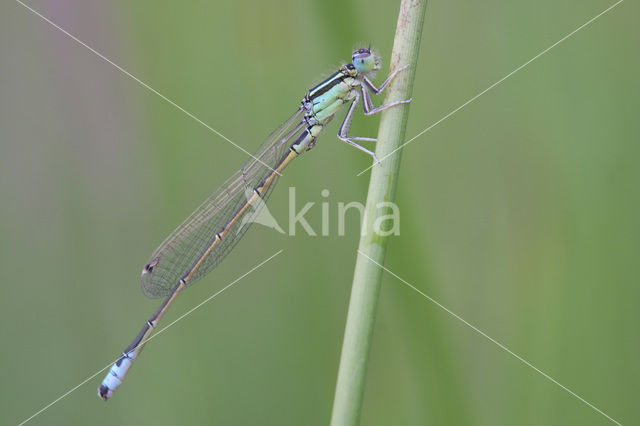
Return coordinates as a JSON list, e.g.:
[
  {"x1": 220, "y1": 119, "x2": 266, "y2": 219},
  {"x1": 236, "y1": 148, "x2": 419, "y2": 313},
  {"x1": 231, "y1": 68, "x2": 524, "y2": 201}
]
[{"x1": 352, "y1": 47, "x2": 380, "y2": 74}]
